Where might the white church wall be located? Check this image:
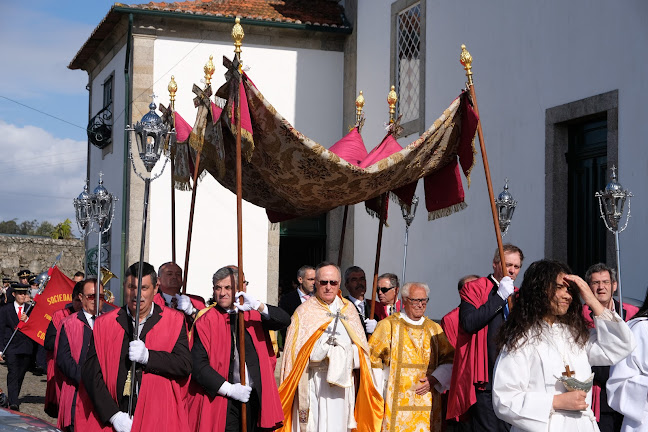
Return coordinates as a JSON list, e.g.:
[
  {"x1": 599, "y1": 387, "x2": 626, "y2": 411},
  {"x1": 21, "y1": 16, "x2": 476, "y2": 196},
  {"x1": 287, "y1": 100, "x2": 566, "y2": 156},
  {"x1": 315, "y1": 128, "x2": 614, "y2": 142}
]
[
  {"x1": 356, "y1": 0, "x2": 648, "y2": 319},
  {"x1": 149, "y1": 38, "x2": 344, "y2": 303}
]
